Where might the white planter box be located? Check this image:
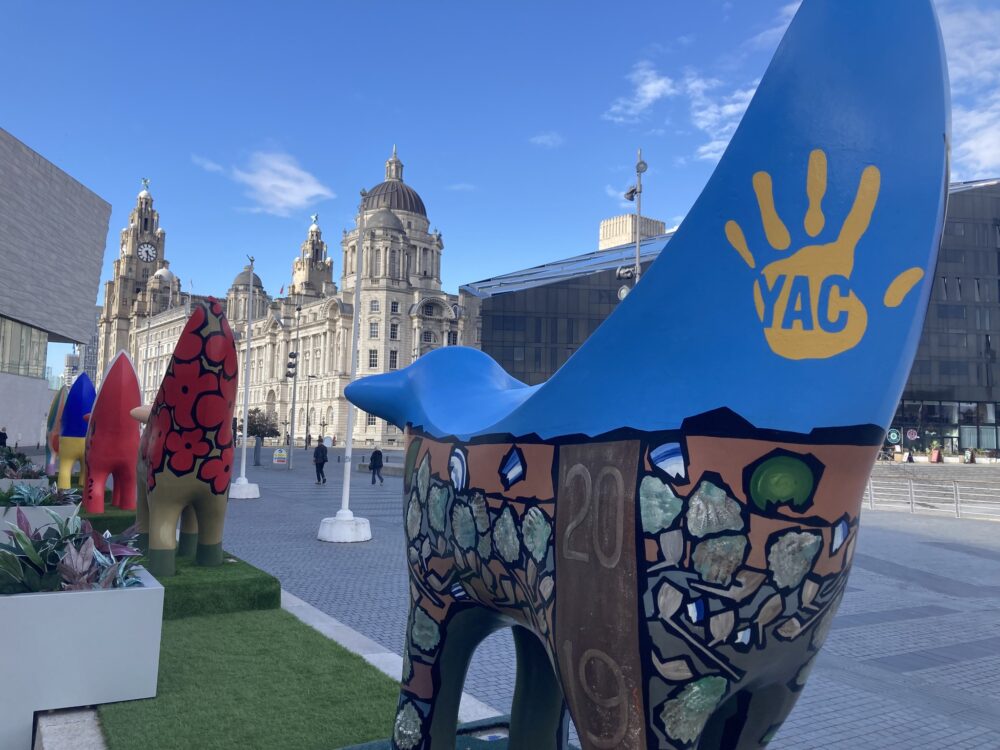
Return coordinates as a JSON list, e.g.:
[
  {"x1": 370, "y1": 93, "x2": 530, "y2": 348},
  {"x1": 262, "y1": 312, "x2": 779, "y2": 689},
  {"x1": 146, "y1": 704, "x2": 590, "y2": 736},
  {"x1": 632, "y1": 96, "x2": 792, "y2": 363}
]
[
  {"x1": 0, "y1": 504, "x2": 79, "y2": 533},
  {"x1": 0, "y1": 478, "x2": 51, "y2": 492},
  {"x1": 0, "y1": 567, "x2": 163, "y2": 750}
]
